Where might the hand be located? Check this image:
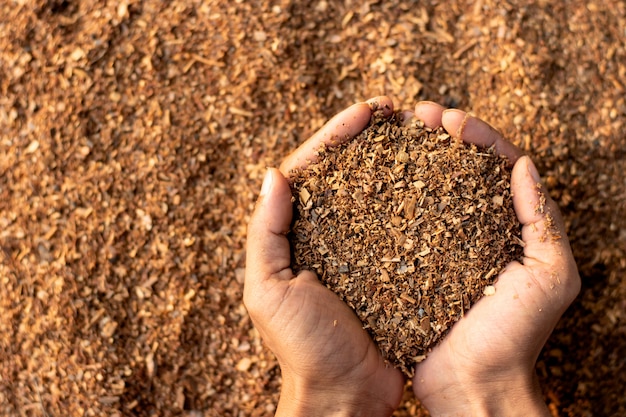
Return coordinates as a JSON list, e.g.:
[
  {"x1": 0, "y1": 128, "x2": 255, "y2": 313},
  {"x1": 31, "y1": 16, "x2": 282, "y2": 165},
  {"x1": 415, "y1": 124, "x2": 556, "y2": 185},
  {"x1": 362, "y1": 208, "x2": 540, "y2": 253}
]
[
  {"x1": 408, "y1": 102, "x2": 581, "y2": 416},
  {"x1": 244, "y1": 97, "x2": 405, "y2": 417}
]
